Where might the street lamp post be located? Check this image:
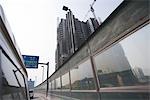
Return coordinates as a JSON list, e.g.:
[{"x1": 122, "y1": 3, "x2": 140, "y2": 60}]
[
  {"x1": 46, "y1": 62, "x2": 49, "y2": 97},
  {"x1": 41, "y1": 66, "x2": 44, "y2": 82},
  {"x1": 38, "y1": 62, "x2": 49, "y2": 97}
]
